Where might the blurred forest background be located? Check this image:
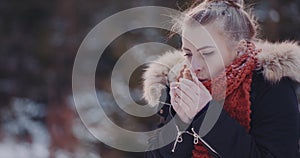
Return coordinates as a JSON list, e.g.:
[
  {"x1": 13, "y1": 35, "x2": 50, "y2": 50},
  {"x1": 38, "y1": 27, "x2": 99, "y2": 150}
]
[{"x1": 0, "y1": 0, "x2": 300, "y2": 158}]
